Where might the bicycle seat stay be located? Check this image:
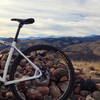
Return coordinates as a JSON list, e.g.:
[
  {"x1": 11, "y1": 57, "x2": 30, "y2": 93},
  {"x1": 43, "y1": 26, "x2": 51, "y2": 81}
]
[{"x1": 11, "y1": 18, "x2": 35, "y2": 25}]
